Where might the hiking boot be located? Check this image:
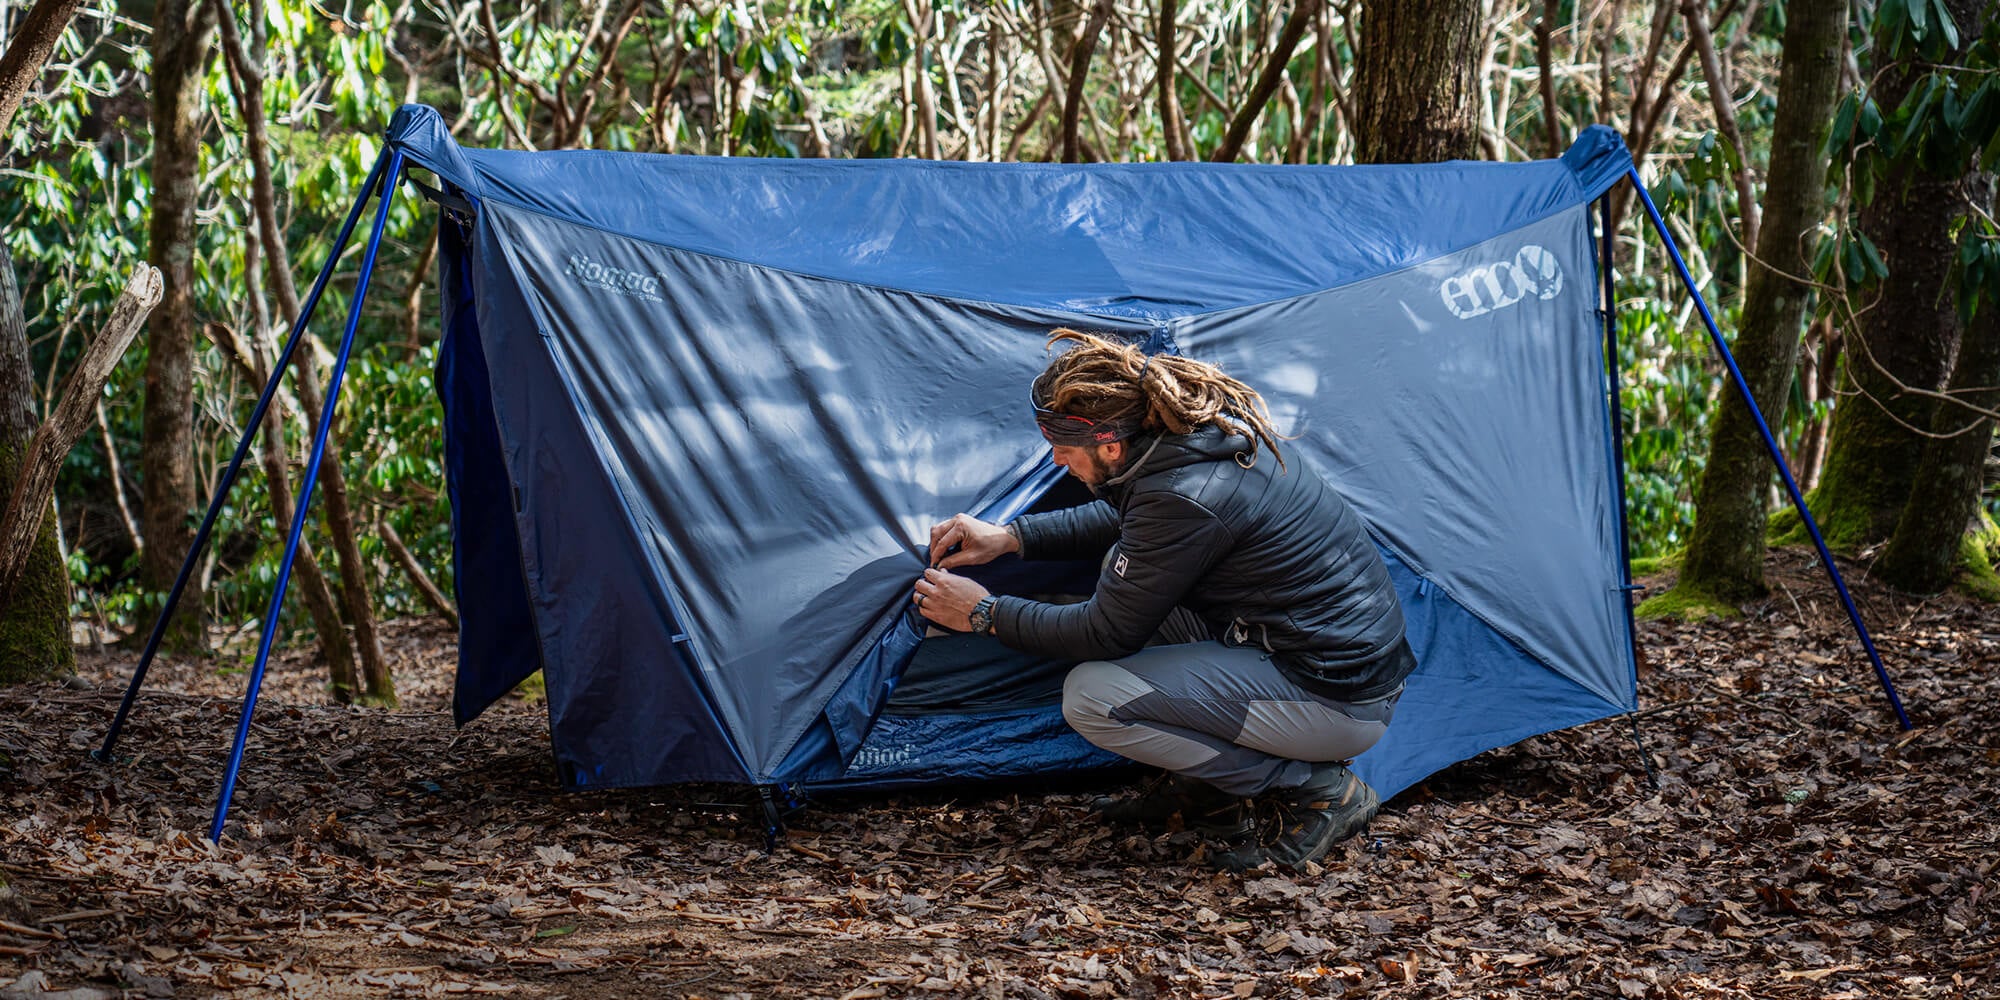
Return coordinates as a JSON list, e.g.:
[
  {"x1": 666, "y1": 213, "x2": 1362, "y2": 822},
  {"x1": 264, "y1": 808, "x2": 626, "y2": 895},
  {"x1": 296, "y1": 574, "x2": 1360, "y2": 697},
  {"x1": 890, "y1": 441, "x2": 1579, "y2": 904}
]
[
  {"x1": 1092, "y1": 774, "x2": 1255, "y2": 841},
  {"x1": 1212, "y1": 763, "x2": 1380, "y2": 872}
]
